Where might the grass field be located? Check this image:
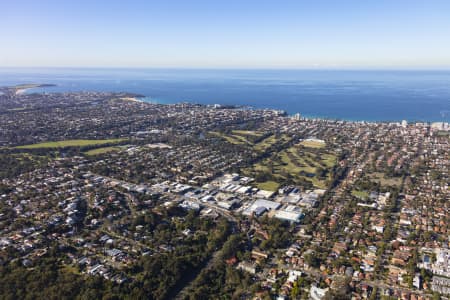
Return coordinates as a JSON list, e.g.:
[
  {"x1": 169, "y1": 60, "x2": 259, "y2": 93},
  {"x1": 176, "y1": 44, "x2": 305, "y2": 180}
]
[
  {"x1": 351, "y1": 190, "x2": 369, "y2": 200},
  {"x1": 368, "y1": 172, "x2": 402, "y2": 187},
  {"x1": 229, "y1": 134, "x2": 252, "y2": 144},
  {"x1": 231, "y1": 130, "x2": 264, "y2": 138},
  {"x1": 15, "y1": 138, "x2": 127, "y2": 149},
  {"x1": 321, "y1": 153, "x2": 337, "y2": 167},
  {"x1": 253, "y1": 134, "x2": 291, "y2": 152},
  {"x1": 300, "y1": 140, "x2": 326, "y2": 148},
  {"x1": 84, "y1": 146, "x2": 122, "y2": 156},
  {"x1": 209, "y1": 132, "x2": 248, "y2": 145},
  {"x1": 246, "y1": 143, "x2": 336, "y2": 189},
  {"x1": 209, "y1": 131, "x2": 293, "y2": 153},
  {"x1": 62, "y1": 265, "x2": 81, "y2": 275},
  {"x1": 256, "y1": 181, "x2": 280, "y2": 192}
]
